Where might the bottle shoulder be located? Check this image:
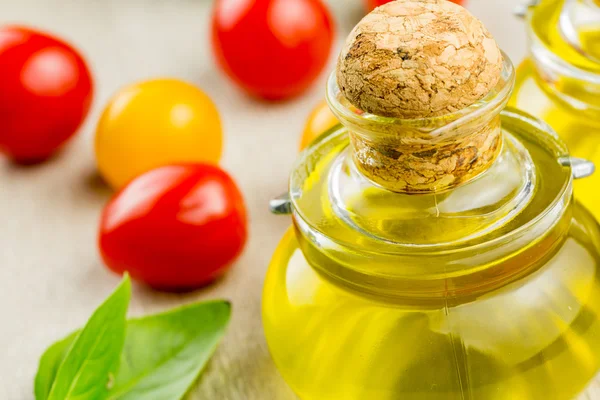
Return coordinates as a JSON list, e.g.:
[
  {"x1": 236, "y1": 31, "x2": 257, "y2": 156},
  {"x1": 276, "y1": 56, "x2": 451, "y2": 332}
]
[{"x1": 265, "y1": 204, "x2": 600, "y2": 309}]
